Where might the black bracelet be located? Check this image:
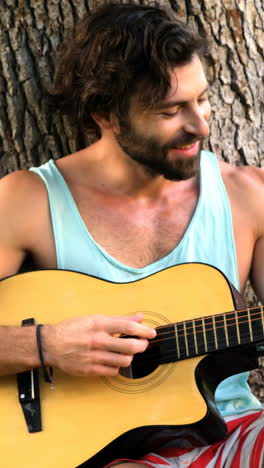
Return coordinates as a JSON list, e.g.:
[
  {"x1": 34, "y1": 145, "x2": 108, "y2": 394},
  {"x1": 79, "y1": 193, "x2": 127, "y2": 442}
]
[{"x1": 36, "y1": 324, "x2": 53, "y2": 384}]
